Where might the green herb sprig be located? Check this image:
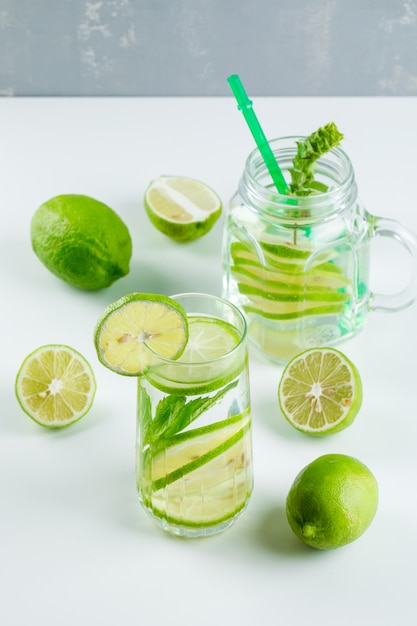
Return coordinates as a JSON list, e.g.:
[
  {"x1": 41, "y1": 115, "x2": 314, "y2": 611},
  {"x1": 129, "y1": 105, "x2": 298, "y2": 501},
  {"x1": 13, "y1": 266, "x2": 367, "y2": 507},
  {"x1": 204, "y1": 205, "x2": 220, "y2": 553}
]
[{"x1": 288, "y1": 121, "x2": 344, "y2": 196}]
